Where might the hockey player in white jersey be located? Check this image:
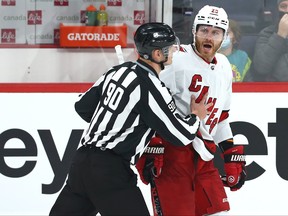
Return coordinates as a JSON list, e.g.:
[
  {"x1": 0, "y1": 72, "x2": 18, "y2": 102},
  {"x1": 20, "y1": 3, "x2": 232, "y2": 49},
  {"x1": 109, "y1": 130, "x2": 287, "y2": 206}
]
[{"x1": 136, "y1": 5, "x2": 246, "y2": 216}]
